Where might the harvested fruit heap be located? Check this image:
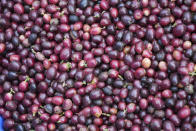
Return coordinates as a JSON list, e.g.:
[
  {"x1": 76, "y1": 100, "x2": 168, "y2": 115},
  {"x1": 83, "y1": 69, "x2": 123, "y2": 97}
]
[{"x1": 0, "y1": 0, "x2": 196, "y2": 130}]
